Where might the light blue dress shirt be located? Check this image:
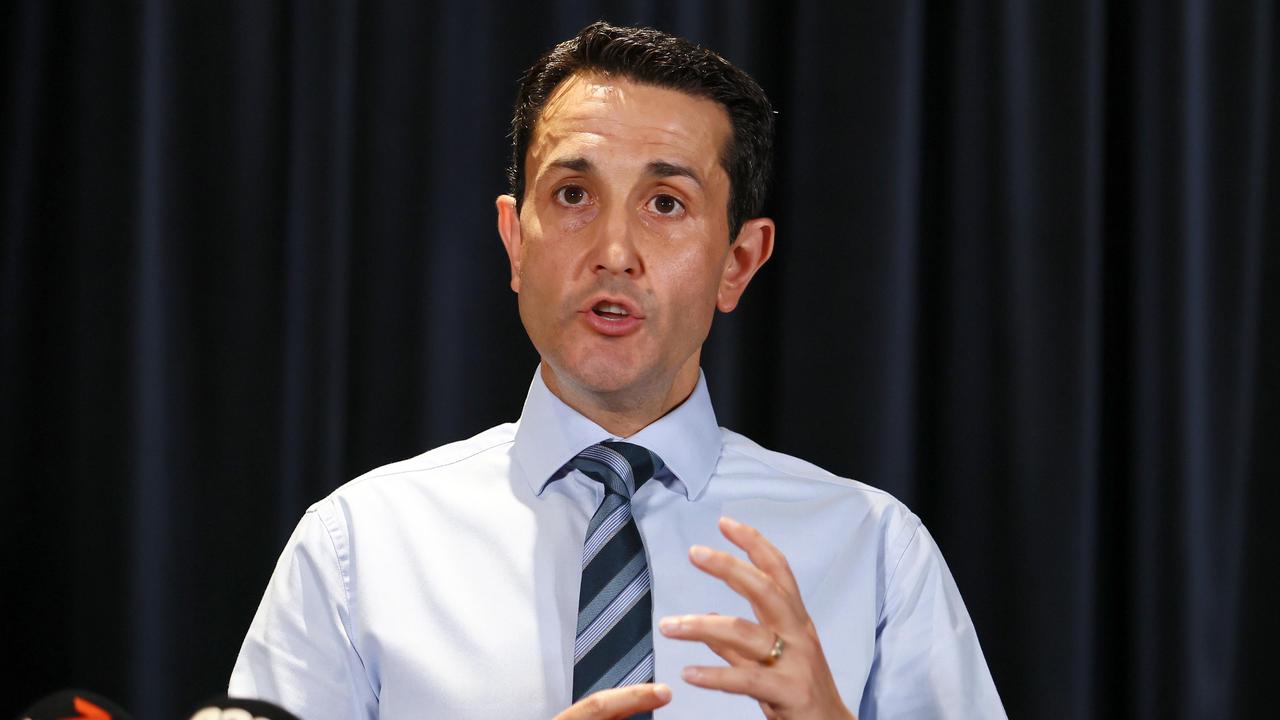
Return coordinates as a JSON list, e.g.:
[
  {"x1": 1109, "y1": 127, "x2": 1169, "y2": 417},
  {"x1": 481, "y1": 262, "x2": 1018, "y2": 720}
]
[{"x1": 230, "y1": 370, "x2": 1006, "y2": 719}]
